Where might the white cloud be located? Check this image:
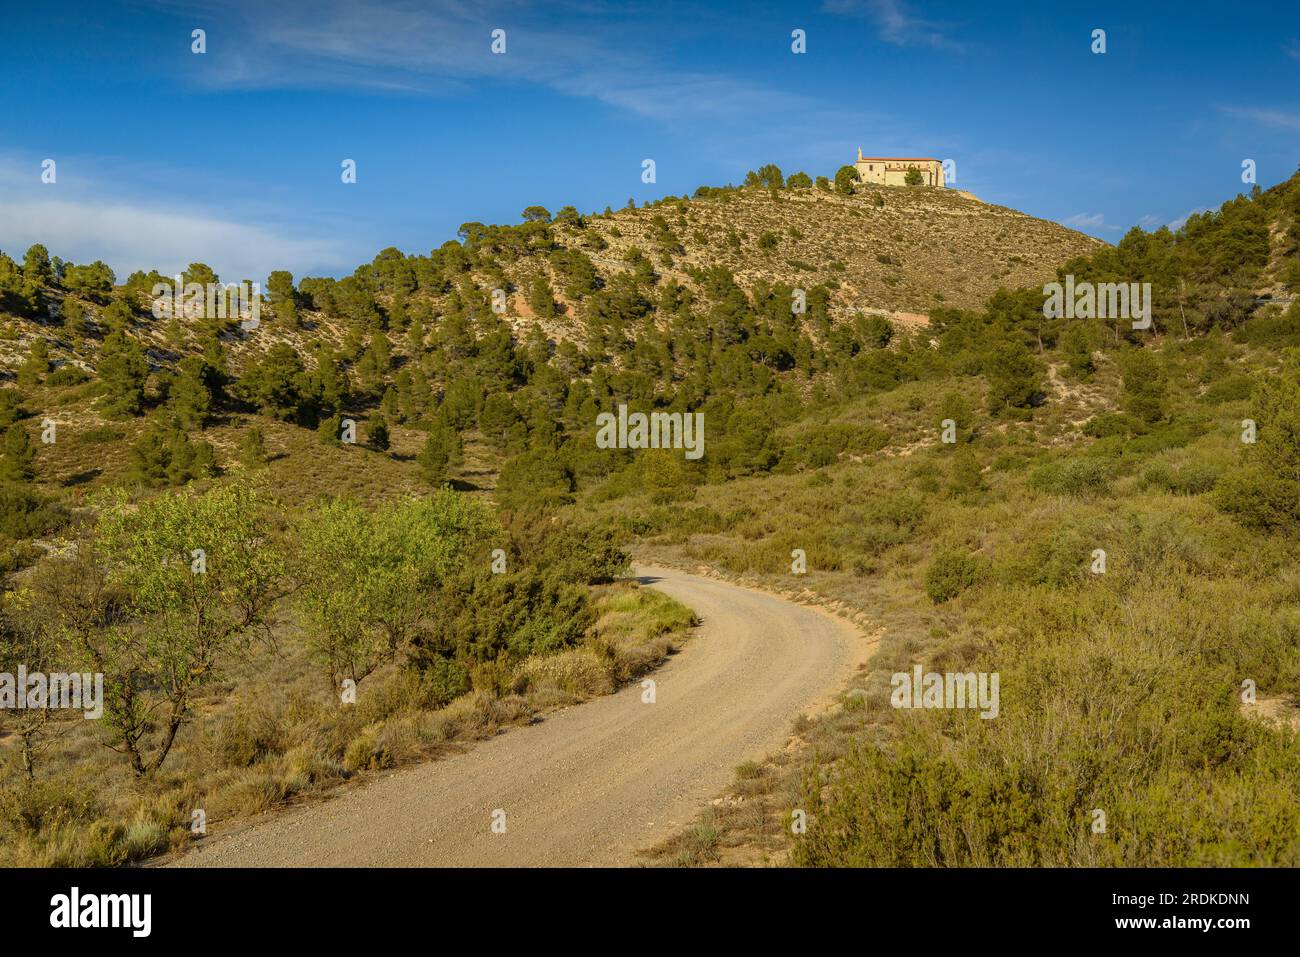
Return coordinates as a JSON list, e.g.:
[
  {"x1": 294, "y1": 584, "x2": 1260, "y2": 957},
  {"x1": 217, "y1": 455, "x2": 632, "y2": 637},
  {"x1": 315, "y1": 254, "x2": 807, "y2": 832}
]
[
  {"x1": 1063, "y1": 212, "x2": 1121, "y2": 232},
  {"x1": 155, "y1": 0, "x2": 816, "y2": 127},
  {"x1": 1217, "y1": 105, "x2": 1300, "y2": 131},
  {"x1": 1137, "y1": 214, "x2": 1161, "y2": 229},
  {"x1": 551, "y1": 70, "x2": 814, "y2": 126},
  {"x1": 0, "y1": 158, "x2": 352, "y2": 281},
  {"x1": 1167, "y1": 207, "x2": 1213, "y2": 231},
  {"x1": 143, "y1": 0, "x2": 934, "y2": 183},
  {"x1": 823, "y1": 0, "x2": 964, "y2": 51}
]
